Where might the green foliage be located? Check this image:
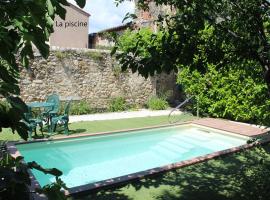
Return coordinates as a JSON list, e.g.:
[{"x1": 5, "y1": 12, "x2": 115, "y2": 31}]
[
  {"x1": 0, "y1": 59, "x2": 19, "y2": 96},
  {"x1": 0, "y1": 144, "x2": 66, "y2": 200},
  {"x1": 0, "y1": 0, "x2": 86, "y2": 83},
  {"x1": 114, "y1": 0, "x2": 270, "y2": 124},
  {"x1": 112, "y1": 63, "x2": 123, "y2": 78},
  {"x1": 109, "y1": 97, "x2": 126, "y2": 112},
  {"x1": 100, "y1": 32, "x2": 114, "y2": 41},
  {"x1": 178, "y1": 61, "x2": 270, "y2": 125},
  {"x1": 74, "y1": 0, "x2": 86, "y2": 8},
  {"x1": 55, "y1": 51, "x2": 68, "y2": 60},
  {"x1": 116, "y1": 28, "x2": 154, "y2": 55},
  {"x1": 0, "y1": 0, "x2": 86, "y2": 135},
  {"x1": 69, "y1": 100, "x2": 93, "y2": 115},
  {"x1": 84, "y1": 51, "x2": 104, "y2": 61},
  {"x1": 0, "y1": 0, "x2": 86, "y2": 199},
  {"x1": 128, "y1": 103, "x2": 142, "y2": 111},
  {"x1": 61, "y1": 100, "x2": 131, "y2": 115},
  {"x1": 147, "y1": 96, "x2": 169, "y2": 110},
  {"x1": 95, "y1": 45, "x2": 113, "y2": 50},
  {"x1": 113, "y1": 0, "x2": 270, "y2": 88},
  {"x1": 0, "y1": 151, "x2": 30, "y2": 200},
  {"x1": 175, "y1": 22, "x2": 270, "y2": 125},
  {"x1": 36, "y1": 178, "x2": 67, "y2": 200},
  {"x1": 113, "y1": 28, "x2": 165, "y2": 75},
  {"x1": 0, "y1": 98, "x2": 29, "y2": 140}
]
